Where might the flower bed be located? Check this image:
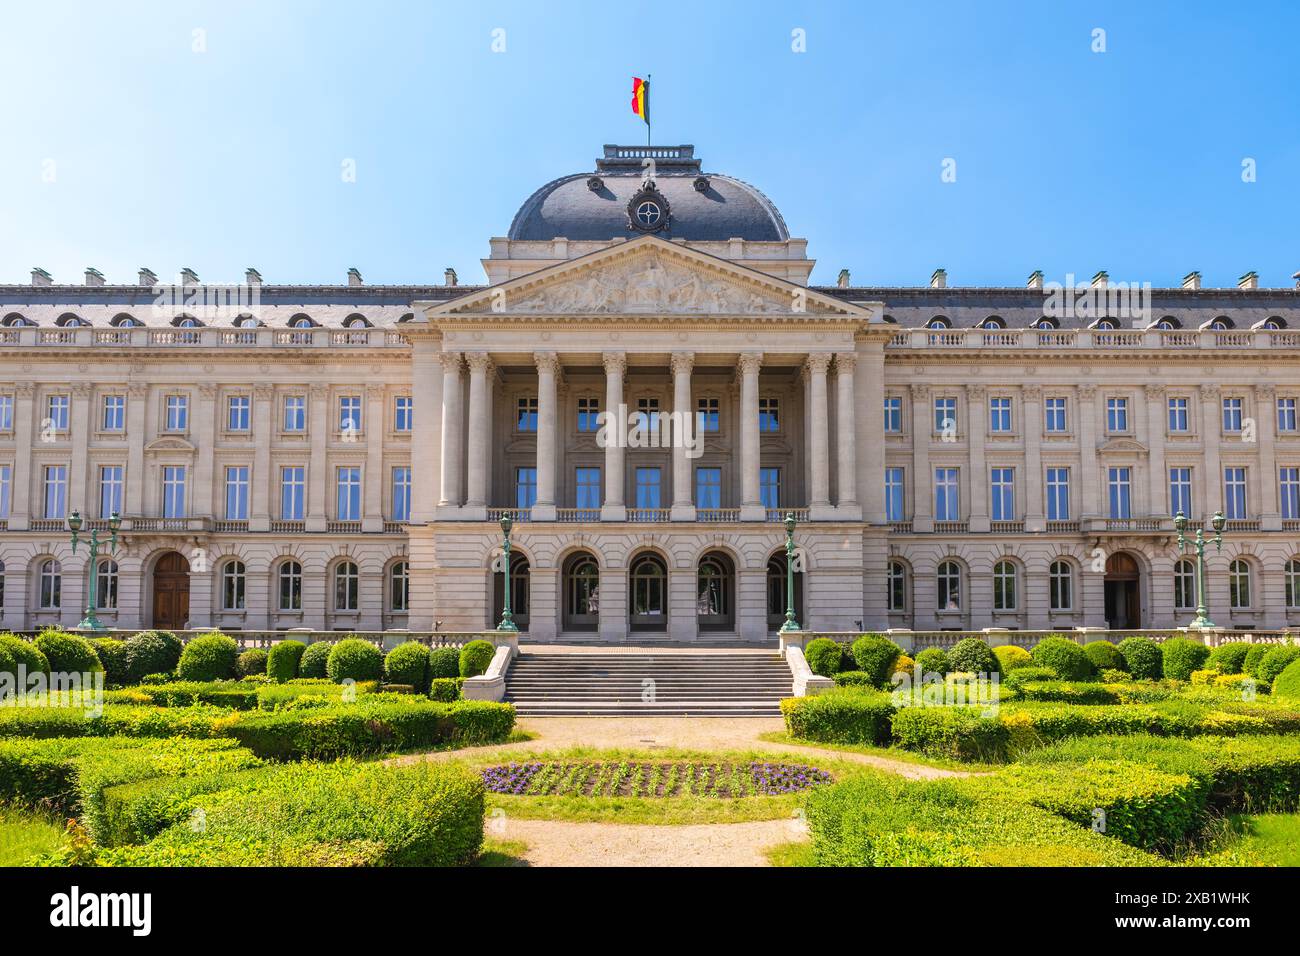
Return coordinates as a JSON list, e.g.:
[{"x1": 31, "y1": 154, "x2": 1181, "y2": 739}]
[{"x1": 480, "y1": 761, "x2": 832, "y2": 798}]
